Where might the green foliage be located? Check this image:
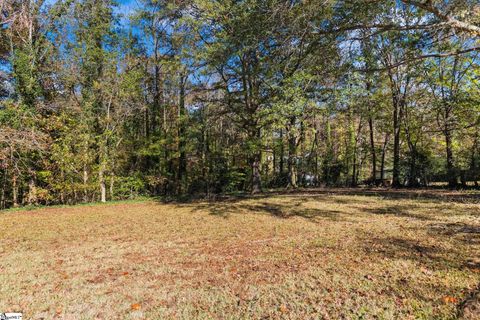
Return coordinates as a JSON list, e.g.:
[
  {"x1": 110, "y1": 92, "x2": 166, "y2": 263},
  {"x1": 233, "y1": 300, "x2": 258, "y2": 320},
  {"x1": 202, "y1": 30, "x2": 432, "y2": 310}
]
[{"x1": 114, "y1": 176, "x2": 146, "y2": 199}]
